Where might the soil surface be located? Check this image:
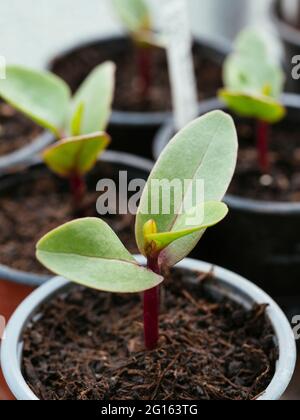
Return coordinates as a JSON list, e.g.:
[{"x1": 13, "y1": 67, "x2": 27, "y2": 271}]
[
  {"x1": 22, "y1": 269, "x2": 277, "y2": 401},
  {"x1": 0, "y1": 101, "x2": 42, "y2": 156},
  {"x1": 51, "y1": 39, "x2": 223, "y2": 113},
  {"x1": 229, "y1": 116, "x2": 300, "y2": 202},
  {"x1": 0, "y1": 163, "x2": 138, "y2": 274}
]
